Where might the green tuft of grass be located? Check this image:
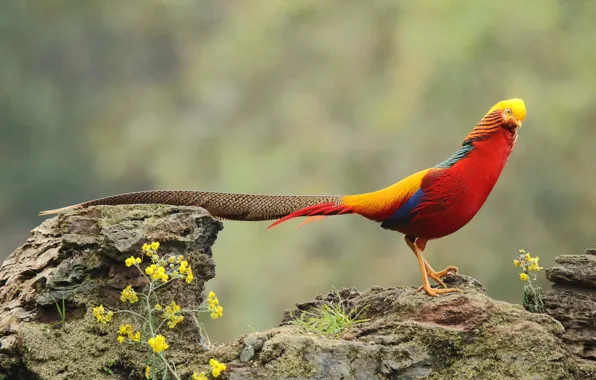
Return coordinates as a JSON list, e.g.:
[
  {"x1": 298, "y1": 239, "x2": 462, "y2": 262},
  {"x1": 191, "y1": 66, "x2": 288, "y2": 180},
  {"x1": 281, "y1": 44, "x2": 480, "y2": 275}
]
[
  {"x1": 290, "y1": 292, "x2": 368, "y2": 336},
  {"x1": 48, "y1": 297, "x2": 67, "y2": 329}
]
